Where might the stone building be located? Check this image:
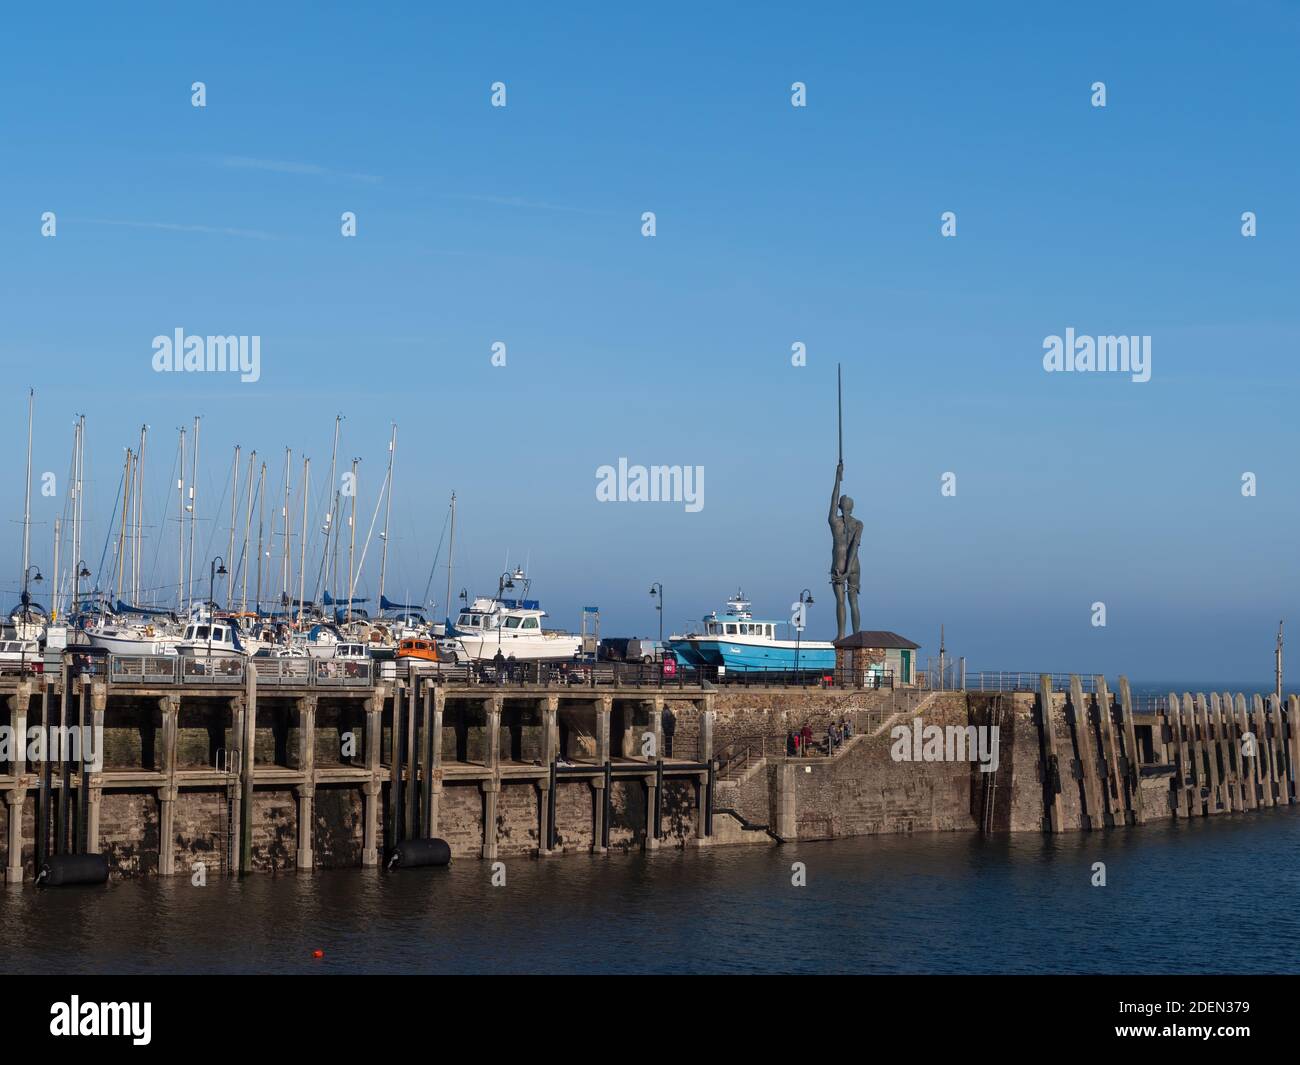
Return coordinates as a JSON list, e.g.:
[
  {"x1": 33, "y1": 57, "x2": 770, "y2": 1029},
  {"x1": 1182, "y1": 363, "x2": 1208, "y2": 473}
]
[{"x1": 832, "y1": 630, "x2": 920, "y2": 688}]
